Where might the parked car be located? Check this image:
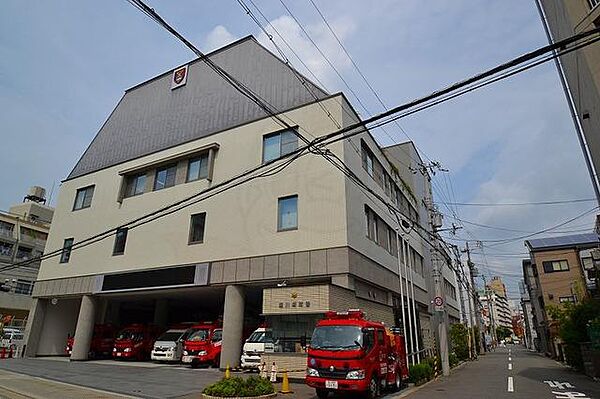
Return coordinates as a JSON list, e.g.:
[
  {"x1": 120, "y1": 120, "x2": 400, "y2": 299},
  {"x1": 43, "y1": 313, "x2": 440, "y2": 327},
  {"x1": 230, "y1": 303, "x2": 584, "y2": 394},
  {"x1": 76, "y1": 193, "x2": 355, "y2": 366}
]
[
  {"x1": 182, "y1": 322, "x2": 222, "y2": 368},
  {"x1": 65, "y1": 324, "x2": 116, "y2": 358},
  {"x1": 151, "y1": 328, "x2": 190, "y2": 362},
  {"x1": 113, "y1": 324, "x2": 163, "y2": 360},
  {"x1": 240, "y1": 326, "x2": 274, "y2": 369}
]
